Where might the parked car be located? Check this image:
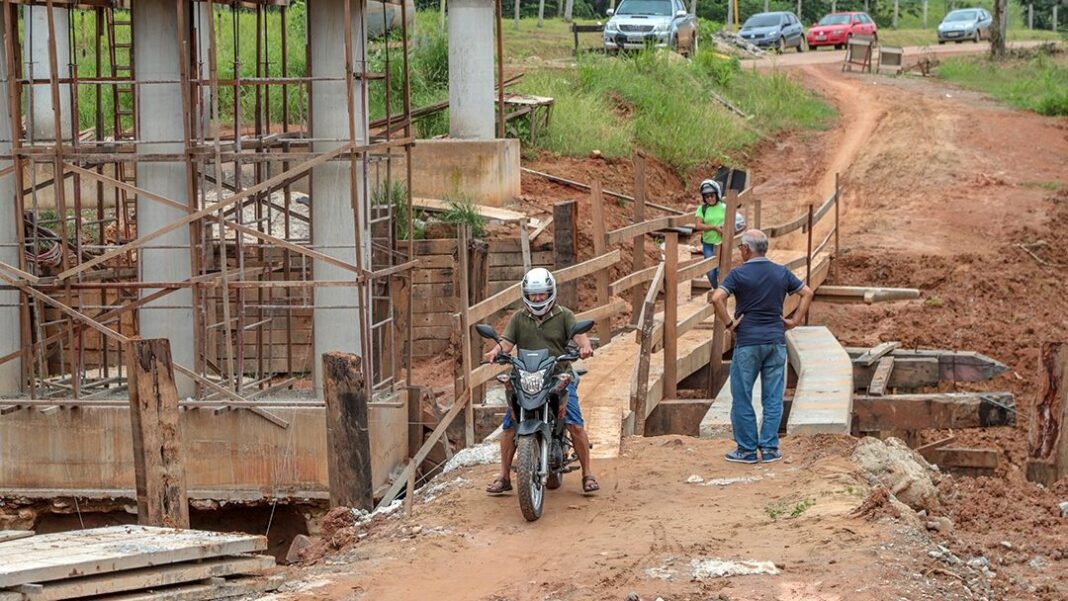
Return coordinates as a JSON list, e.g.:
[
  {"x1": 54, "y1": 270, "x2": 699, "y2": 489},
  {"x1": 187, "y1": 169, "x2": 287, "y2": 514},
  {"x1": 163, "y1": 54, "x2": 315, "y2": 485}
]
[
  {"x1": 806, "y1": 11, "x2": 877, "y2": 50},
  {"x1": 739, "y1": 11, "x2": 806, "y2": 53},
  {"x1": 603, "y1": 0, "x2": 699, "y2": 56},
  {"x1": 937, "y1": 8, "x2": 993, "y2": 44}
]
